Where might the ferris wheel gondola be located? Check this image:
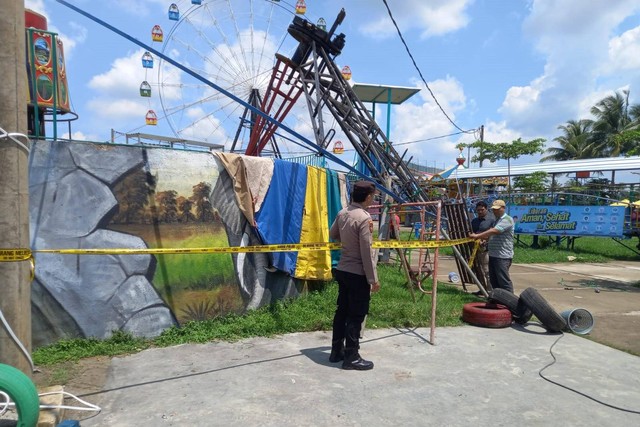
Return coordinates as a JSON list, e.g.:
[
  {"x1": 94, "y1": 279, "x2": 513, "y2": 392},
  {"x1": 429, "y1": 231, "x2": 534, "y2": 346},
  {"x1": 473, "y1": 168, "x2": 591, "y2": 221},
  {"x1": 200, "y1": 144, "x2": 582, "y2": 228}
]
[{"x1": 150, "y1": 0, "x2": 323, "y2": 155}]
